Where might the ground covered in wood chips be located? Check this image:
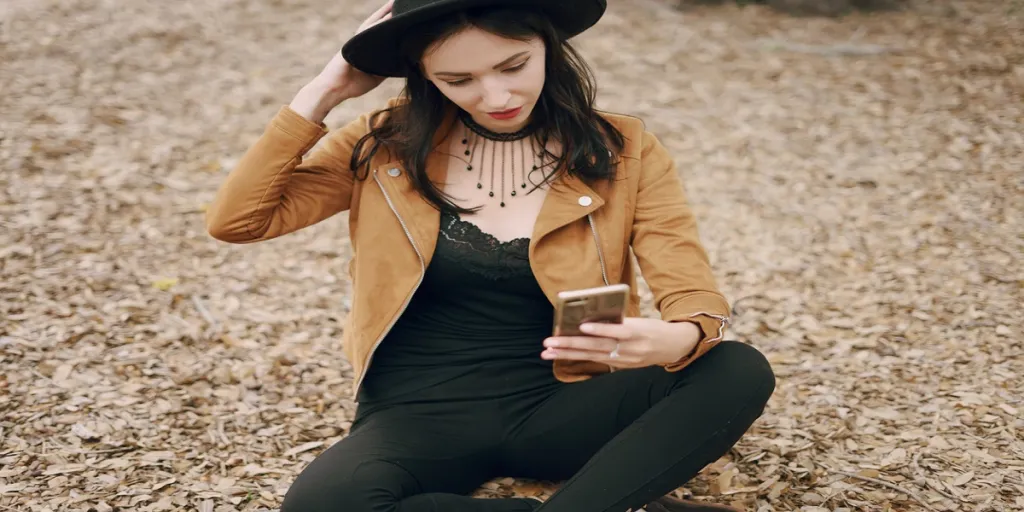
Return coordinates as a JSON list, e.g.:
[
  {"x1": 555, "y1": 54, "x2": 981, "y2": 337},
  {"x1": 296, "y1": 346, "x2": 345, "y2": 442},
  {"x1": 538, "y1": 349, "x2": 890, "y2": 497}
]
[{"x1": 1, "y1": 0, "x2": 1022, "y2": 510}]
